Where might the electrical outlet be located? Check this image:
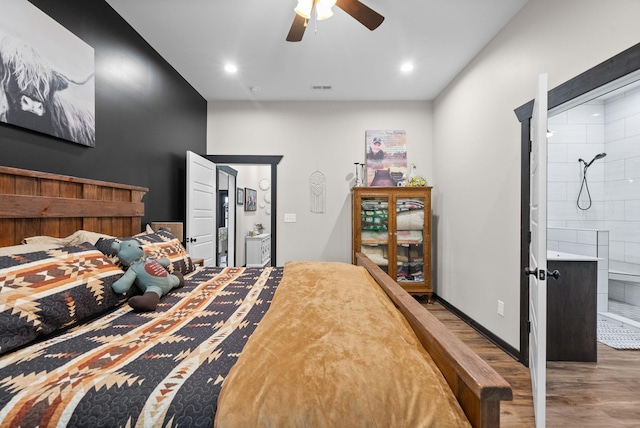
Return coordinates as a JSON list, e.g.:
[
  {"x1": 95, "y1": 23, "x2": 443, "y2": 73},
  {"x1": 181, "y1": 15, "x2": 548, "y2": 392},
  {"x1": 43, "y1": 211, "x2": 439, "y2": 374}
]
[
  {"x1": 284, "y1": 213, "x2": 297, "y2": 223},
  {"x1": 497, "y1": 300, "x2": 505, "y2": 317}
]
